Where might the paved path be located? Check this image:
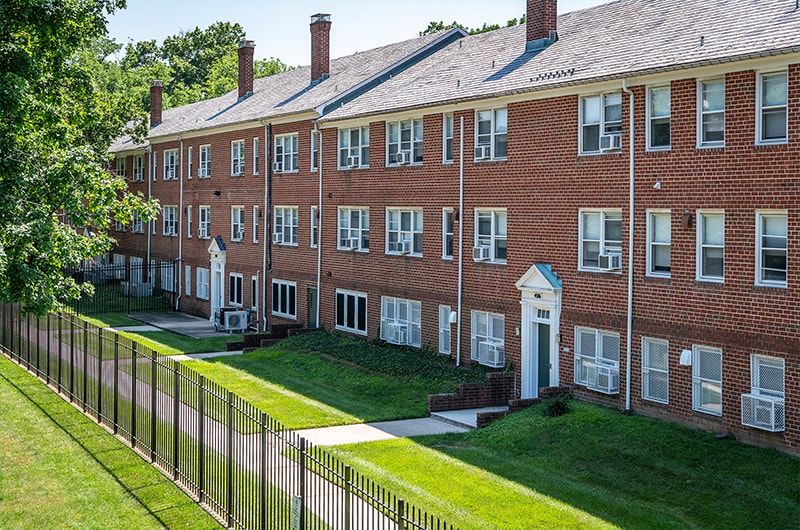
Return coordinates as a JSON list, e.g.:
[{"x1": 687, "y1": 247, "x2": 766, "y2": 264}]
[{"x1": 296, "y1": 417, "x2": 468, "y2": 446}]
